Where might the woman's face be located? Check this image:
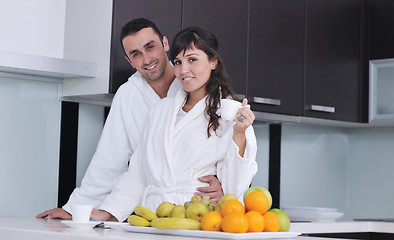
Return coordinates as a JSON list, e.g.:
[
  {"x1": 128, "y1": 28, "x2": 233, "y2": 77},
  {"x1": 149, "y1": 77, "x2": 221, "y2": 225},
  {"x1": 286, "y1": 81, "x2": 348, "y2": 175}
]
[{"x1": 173, "y1": 45, "x2": 217, "y2": 97}]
